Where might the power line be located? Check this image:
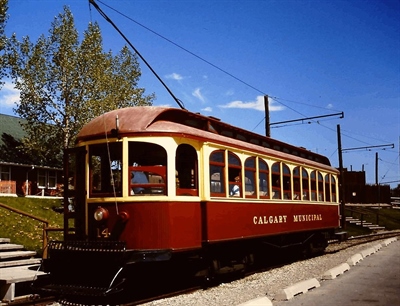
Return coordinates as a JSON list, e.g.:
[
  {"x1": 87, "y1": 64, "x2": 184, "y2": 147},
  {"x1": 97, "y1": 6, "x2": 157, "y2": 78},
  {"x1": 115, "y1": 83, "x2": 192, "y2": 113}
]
[
  {"x1": 93, "y1": 0, "x2": 341, "y2": 118},
  {"x1": 91, "y1": 1, "x2": 396, "y2": 158},
  {"x1": 89, "y1": 0, "x2": 185, "y2": 110}
]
